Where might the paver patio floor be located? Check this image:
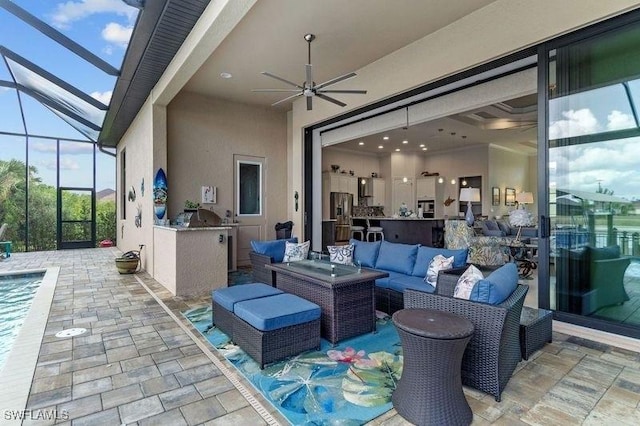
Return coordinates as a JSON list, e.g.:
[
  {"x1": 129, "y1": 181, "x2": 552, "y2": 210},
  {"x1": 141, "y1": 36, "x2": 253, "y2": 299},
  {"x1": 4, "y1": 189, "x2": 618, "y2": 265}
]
[{"x1": 1, "y1": 248, "x2": 640, "y2": 425}]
